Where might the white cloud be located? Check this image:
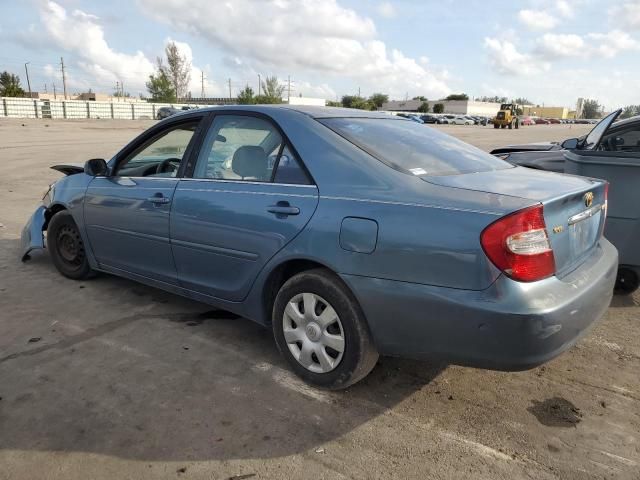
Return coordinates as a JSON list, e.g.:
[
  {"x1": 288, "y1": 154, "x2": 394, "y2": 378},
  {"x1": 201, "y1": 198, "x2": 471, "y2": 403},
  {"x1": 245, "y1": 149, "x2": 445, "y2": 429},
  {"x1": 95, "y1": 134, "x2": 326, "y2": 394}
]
[
  {"x1": 376, "y1": 2, "x2": 396, "y2": 18},
  {"x1": 483, "y1": 37, "x2": 550, "y2": 75},
  {"x1": 137, "y1": 0, "x2": 451, "y2": 99},
  {"x1": 40, "y1": 1, "x2": 155, "y2": 92},
  {"x1": 535, "y1": 33, "x2": 585, "y2": 58},
  {"x1": 518, "y1": 9, "x2": 558, "y2": 30},
  {"x1": 556, "y1": 0, "x2": 573, "y2": 18},
  {"x1": 609, "y1": 1, "x2": 640, "y2": 30},
  {"x1": 586, "y1": 30, "x2": 640, "y2": 58}
]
